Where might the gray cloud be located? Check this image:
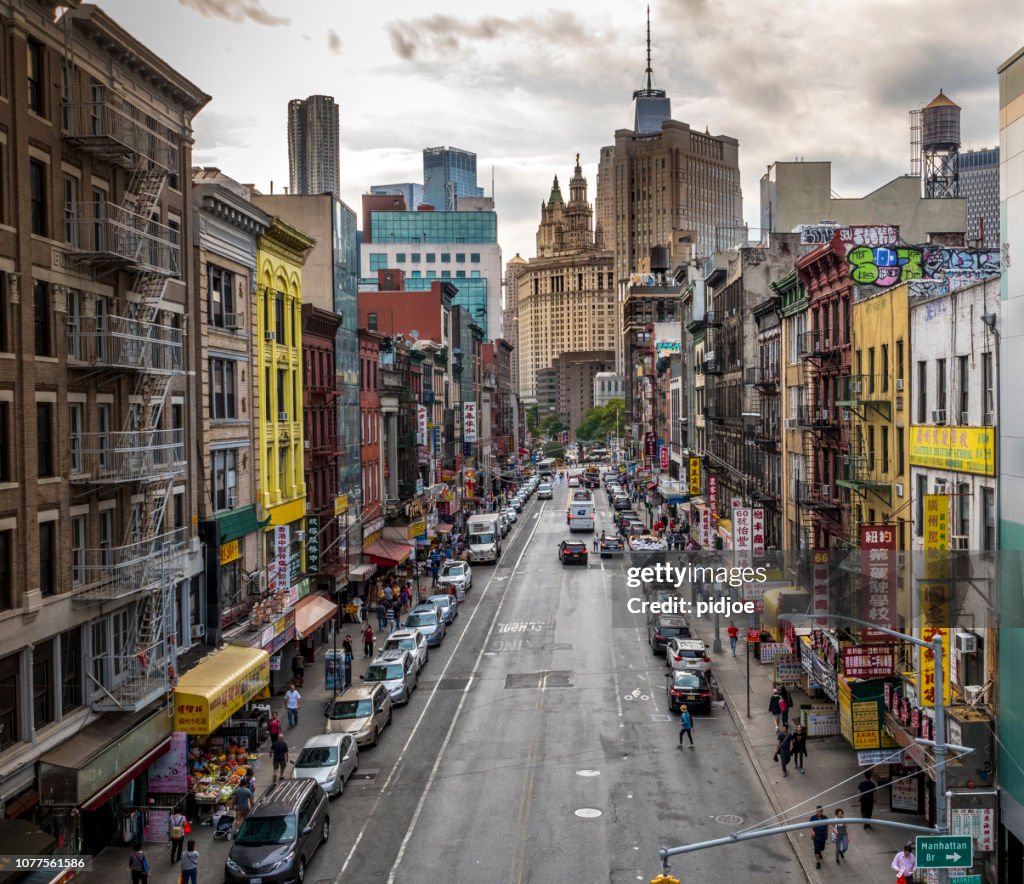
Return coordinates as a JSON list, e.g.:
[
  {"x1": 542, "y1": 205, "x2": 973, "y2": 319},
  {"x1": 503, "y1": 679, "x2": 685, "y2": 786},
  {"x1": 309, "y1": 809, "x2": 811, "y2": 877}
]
[
  {"x1": 192, "y1": 109, "x2": 260, "y2": 151},
  {"x1": 327, "y1": 29, "x2": 342, "y2": 54},
  {"x1": 176, "y1": 0, "x2": 289, "y2": 26}
]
